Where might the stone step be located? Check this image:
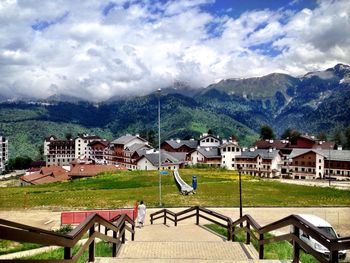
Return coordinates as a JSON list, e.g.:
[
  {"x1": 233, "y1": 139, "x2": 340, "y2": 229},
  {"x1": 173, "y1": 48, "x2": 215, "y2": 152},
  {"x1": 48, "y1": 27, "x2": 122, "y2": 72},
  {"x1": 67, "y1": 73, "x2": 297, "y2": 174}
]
[{"x1": 94, "y1": 241, "x2": 289, "y2": 262}]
